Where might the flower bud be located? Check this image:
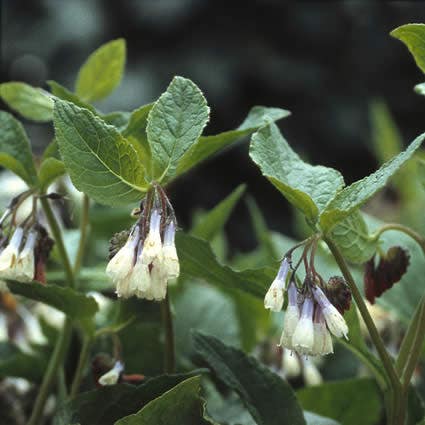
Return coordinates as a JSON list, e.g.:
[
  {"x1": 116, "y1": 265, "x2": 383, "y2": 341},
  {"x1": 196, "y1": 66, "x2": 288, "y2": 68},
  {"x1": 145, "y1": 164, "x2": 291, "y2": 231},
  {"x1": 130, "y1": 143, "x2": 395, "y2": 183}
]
[
  {"x1": 292, "y1": 297, "x2": 315, "y2": 355},
  {"x1": 312, "y1": 286, "x2": 348, "y2": 339}
]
